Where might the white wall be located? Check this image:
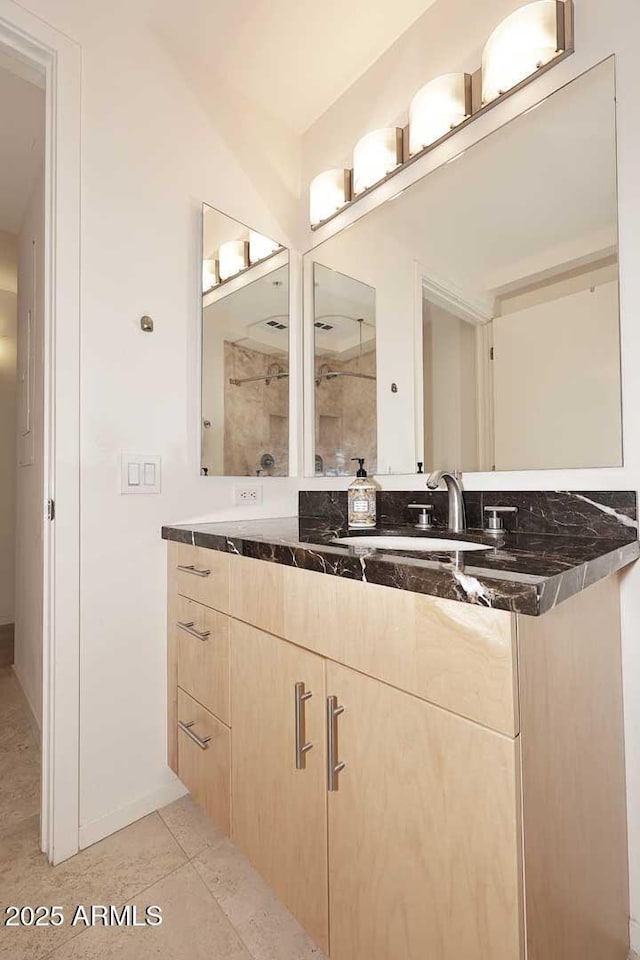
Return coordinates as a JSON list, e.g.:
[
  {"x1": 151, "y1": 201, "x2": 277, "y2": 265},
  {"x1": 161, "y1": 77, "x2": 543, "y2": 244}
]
[
  {"x1": 493, "y1": 281, "x2": 621, "y2": 470},
  {"x1": 10, "y1": 0, "x2": 304, "y2": 847},
  {"x1": 301, "y1": 0, "x2": 640, "y2": 948},
  {"x1": 13, "y1": 176, "x2": 44, "y2": 724},
  {"x1": 308, "y1": 218, "x2": 417, "y2": 474},
  {"x1": 0, "y1": 229, "x2": 17, "y2": 626},
  {"x1": 423, "y1": 301, "x2": 478, "y2": 471}
]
